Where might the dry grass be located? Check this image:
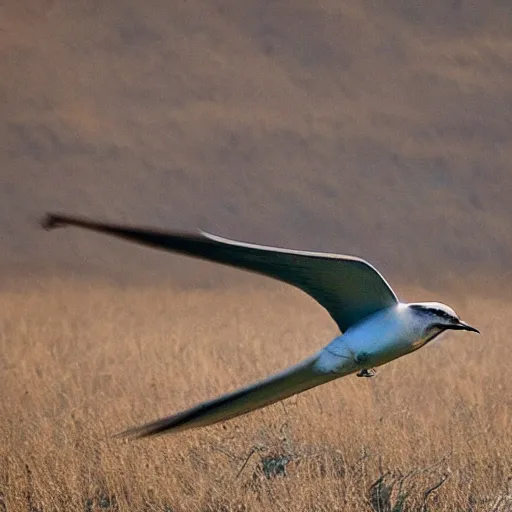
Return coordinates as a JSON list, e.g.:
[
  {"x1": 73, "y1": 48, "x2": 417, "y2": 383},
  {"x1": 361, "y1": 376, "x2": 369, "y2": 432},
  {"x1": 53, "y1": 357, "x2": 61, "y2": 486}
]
[{"x1": 1, "y1": 279, "x2": 511, "y2": 511}]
